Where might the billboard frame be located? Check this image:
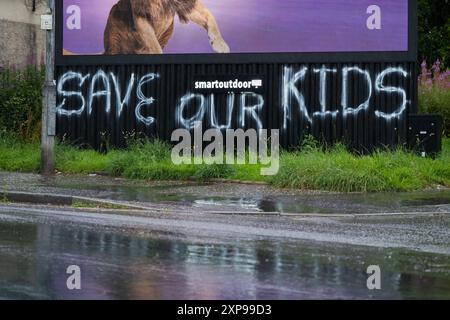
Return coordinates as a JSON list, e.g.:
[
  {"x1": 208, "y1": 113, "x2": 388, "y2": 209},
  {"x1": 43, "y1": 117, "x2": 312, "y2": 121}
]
[{"x1": 55, "y1": 0, "x2": 418, "y2": 66}]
